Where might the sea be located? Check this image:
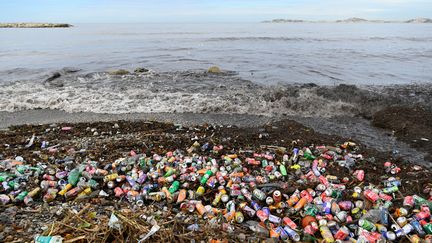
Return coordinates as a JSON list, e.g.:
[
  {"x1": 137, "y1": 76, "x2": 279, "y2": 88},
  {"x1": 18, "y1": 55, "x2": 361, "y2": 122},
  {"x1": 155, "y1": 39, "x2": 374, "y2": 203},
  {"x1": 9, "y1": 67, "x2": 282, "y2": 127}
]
[{"x1": 0, "y1": 23, "x2": 431, "y2": 115}]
